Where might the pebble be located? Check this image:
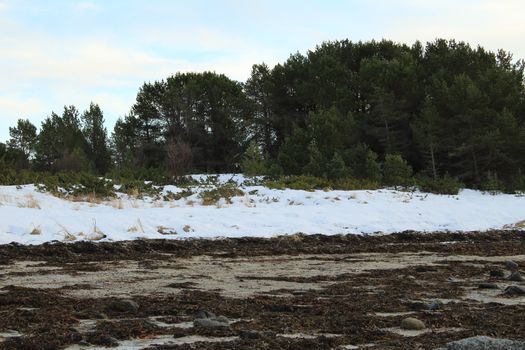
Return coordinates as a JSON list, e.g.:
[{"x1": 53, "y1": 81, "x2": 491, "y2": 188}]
[
  {"x1": 503, "y1": 285, "x2": 525, "y2": 296},
  {"x1": 489, "y1": 269, "x2": 505, "y2": 278},
  {"x1": 194, "y1": 318, "x2": 230, "y2": 328},
  {"x1": 508, "y1": 271, "x2": 524, "y2": 282},
  {"x1": 428, "y1": 300, "x2": 443, "y2": 310},
  {"x1": 478, "y1": 283, "x2": 499, "y2": 289},
  {"x1": 239, "y1": 330, "x2": 261, "y2": 340},
  {"x1": 435, "y1": 335, "x2": 525, "y2": 350},
  {"x1": 194, "y1": 310, "x2": 216, "y2": 319},
  {"x1": 504, "y1": 260, "x2": 519, "y2": 271},
  {"x1": 106, "y1": 299, "x2": 139, "y2": 313},
  {"x1": 400, "y1": 317, "x2": 426, "y2": 330},
  {"x1": 408, "y1": 301, "x2": 428, "y2": 311}
]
